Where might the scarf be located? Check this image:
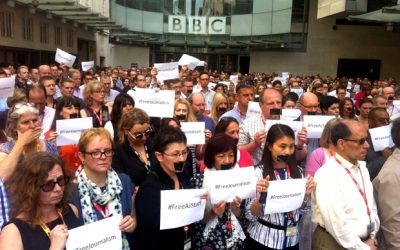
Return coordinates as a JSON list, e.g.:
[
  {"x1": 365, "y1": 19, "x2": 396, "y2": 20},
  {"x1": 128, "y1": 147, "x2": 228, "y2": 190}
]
[{"x1": 77, "y1": 167, "x2": 130, "y2": 249}]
